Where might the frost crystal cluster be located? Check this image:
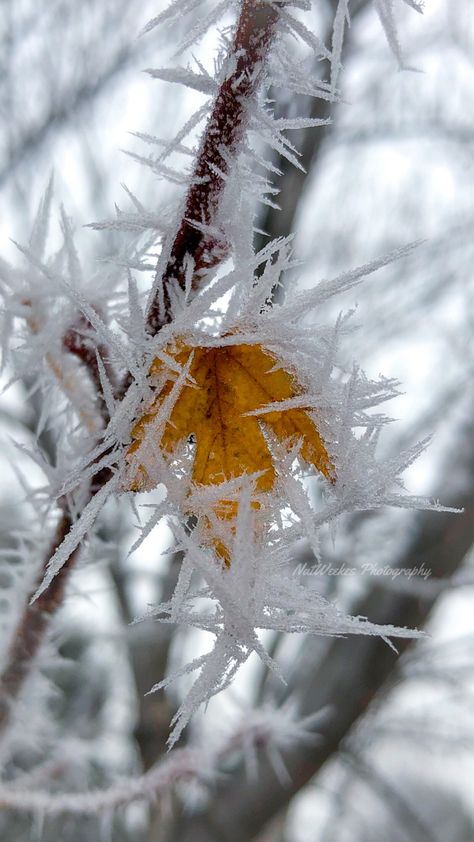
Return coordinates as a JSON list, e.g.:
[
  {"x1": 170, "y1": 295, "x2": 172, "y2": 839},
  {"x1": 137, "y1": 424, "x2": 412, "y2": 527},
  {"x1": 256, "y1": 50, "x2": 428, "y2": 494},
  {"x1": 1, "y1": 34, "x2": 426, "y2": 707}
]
[{"x1": 1, "y1": 0, "x2": 431, "y2": 748}]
